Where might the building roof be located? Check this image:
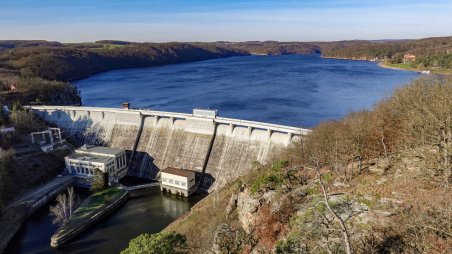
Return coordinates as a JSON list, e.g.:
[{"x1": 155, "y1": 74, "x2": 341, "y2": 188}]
[
  {"x1": 66, "y1": 152, "x2": 113, "y2": 164},
  {"x1": 76, "y1": 144, "x2": 124, "y2": 156},
  {"x1": 161, "y1": 167, "x2": 195, "y2": 177}
]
